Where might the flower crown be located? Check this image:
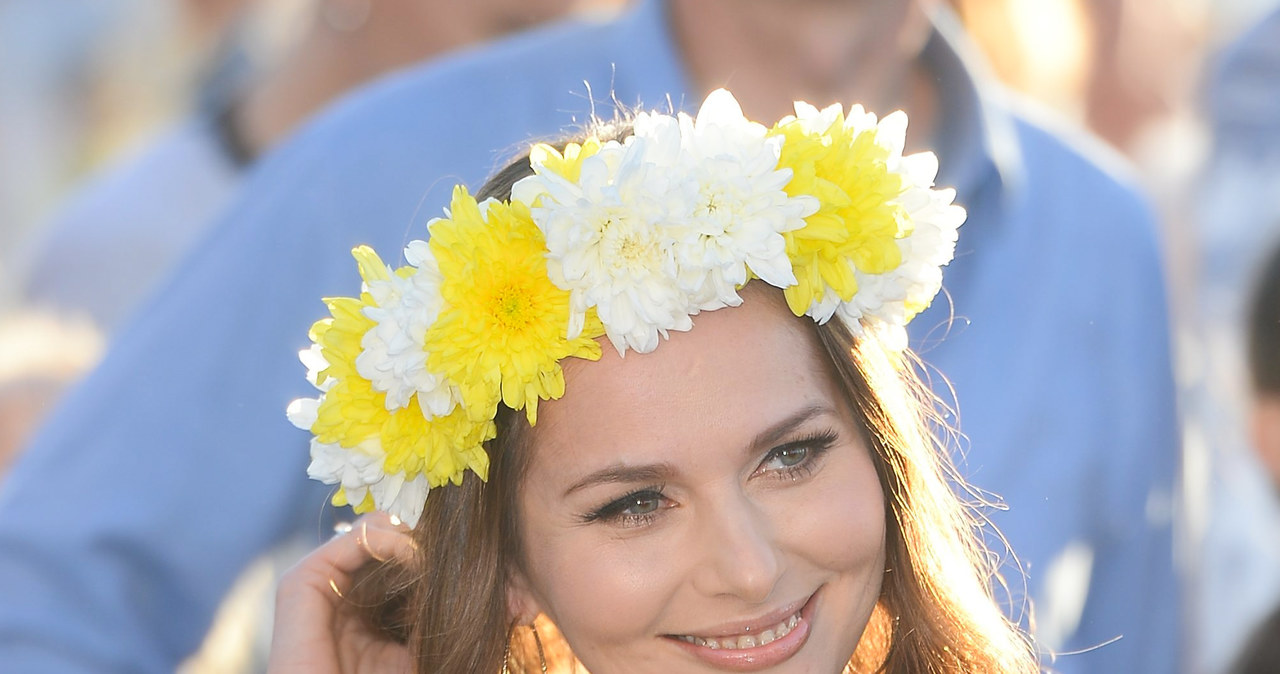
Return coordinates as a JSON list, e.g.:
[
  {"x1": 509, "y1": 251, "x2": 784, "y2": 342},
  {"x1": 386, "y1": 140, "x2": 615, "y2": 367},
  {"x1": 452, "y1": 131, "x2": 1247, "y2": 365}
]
[{"x1": 287, "y1": 89, "x2": 964, "y2": 527}]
